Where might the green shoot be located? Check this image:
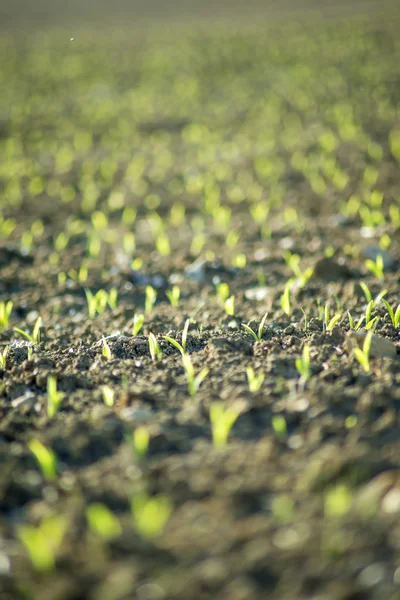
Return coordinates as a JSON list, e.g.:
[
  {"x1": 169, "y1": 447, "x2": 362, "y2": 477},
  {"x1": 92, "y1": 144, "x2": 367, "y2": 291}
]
[
  {"x1": 209, "y1": 401, "x2": 240, "y2": 448},
  {"x1": 0, "y1": 300, "x2": 13, "y2": 329},
  {"x1": 382, "y1": 299, "x2": 400, "y2": 328},
  {"x1": 224, "y1": 295, "x2": 235, "y2": 316},
  {"x1": 84, "y1": 289, "x2": 117, "y2": 318},
  {"x1": 131, "y1": 491, "x2": 173, "y2": 539},
  {"x1": 280, "y1": 279, "x2": 292, "y2": 316},
  {"x1": 17, "y1": 514, "x2": 67, "y2": 572},
  {"x1": 148, "y1": 332, "x2": 162, "y2": 361},
  {"x1": 324, "y1": 485, "x2": 352, "y2": 518},
  {"x1": 347, "y1": 312, "x2": 364, "y2": 330},
  {"x1": 47, "y1": 375, "x2": 64, "y2": 418},
  {"x1": 86, "y1": 503, "x2": 122, "y2": 541},
  {"x1": 246, "y1": 367, "x2": 265, "y2": 392},
  {"x1": 28, "y1": 439, "x2": 58, "y2": 481},
  {"x1": 102, "y1": 386, "x2": 114, "y2": 407},
  {"x1": 132, "y1": 313, "x2": 144, "y2": 336},
  {"x1": 14, "y1": 316, "x2": 42, "y2": 344},
  {"x1": 166, "y1": 285, "x2": 180, "y2": 307},
  {"x1": 323, "y1": 305, "x2": 342, "y2": 331},
  {"x1": 353, "y1": 330, "x2": 372, "y2": 373},
  {"x1": 359, "y1": 281, "x2": 387, "y2": 306},
  {"x1": 145, "y1": 286, "x2": 157, "y2": 316},
  {"x1": 0, "y1": 346, "x2": 9, "y2": 369},
  {"x1": 133, "y1": 426, "x2": 150, "y2": 460},
  {"x1": 102, "y1": 338, "x2": 112, "y2": 360},
  {"x1": 216, "y1": 282, "x2": 230, "y2": 305},
  {"x1": 365, "y1": 254, "x2": 384, "y2": 280},
  {"x1": 272, "y1": 415, "x2": 287, "y2": 441},
  {"x1": 295, "y1": 343, "x2": 311, "y2": 382},
  {"x1": 164, "y1": 318, "x2": 190, "y2": 355},
  {"x1": 242, "y1": 311, "x2": 269, "y2": 342},
  {"x1": 182, "y1": 354, "x2": 209, "y2": 396}
]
